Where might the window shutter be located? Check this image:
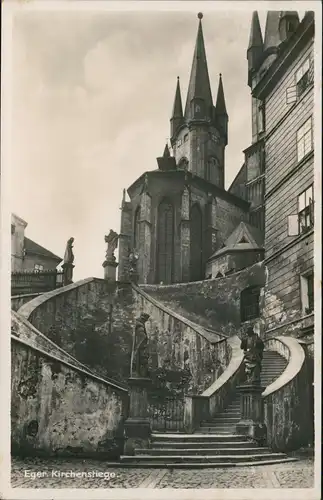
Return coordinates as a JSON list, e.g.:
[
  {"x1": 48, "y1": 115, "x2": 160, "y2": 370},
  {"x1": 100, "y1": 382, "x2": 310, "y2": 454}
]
[
  {"x1": 309, "y1": 198, "x2": 314, "y2": 226},
  {"x1": 288, "y1": 214, "x2": 299, "y2": 236},
  {"x1": 286, "y1": 86, "x2": 297, "y2": 105}
]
